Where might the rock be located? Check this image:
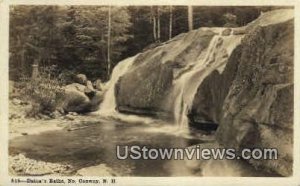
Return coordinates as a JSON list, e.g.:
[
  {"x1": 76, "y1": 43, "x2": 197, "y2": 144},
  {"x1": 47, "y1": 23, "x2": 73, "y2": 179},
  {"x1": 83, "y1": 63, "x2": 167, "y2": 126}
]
[
  {"x1": 38, "y1": 113, "x2": 51, "y2": 120},
  {"x1": 75, "y1": 74, "x2": 87, "y2": 85},
  {"x1": 86, "y1": 80, "x2": 94, "y2": 91},
  {"x1": 183, "y1": 11, "x2": 294, "y2": 176},
  {"x1": 84, "y1": 80, "x2": 96, "y2": 98},
  {"x1": 94, "y1": 79, "x2": 104, "y2": 91},
  {"x1": 188, "y1": 17, "x2": 293, "y2": 176},
  {"x1": 221, "y1": 28, "x2": 232, "y2": 36},
  {"x1": 112, "y1": 9, "x2": 294, "y2": 176},
  {"x1": 62, "y1": 83, "x2": 104, "y2": 113},
  {"x1": 65, "y1": 83, "x2": 86, "y2": 92},
  {"x1": 49, "y1": 110, "x2": 62, "y2": 119},
  {"x1": 89, "y1": 91, "x2": 104, "y2": 111},
  {"x1": 9, "y1": 154, "x2": 71, "y2": 176},
  {"x1": 9, "y1": 113, "x2": 20, "y2": 120},
  {"x1": 232, "y1": 27, "x2": 246, "y2": 35},
  {"x1": 65, "y1": 114, "x2": 75, "y2": 121},
  {"x1": 68, "y1": 112, "x2": 78, "y2": 116},
  {"x1": 115, "y1": 30, "x2": 215, "y2": 116},
  {"x1": 116, "y1": 62, "x2": 173, "y2": 116},
  {"x1": 62, "y1": 83, "x2": 91, "y2": 113}
]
